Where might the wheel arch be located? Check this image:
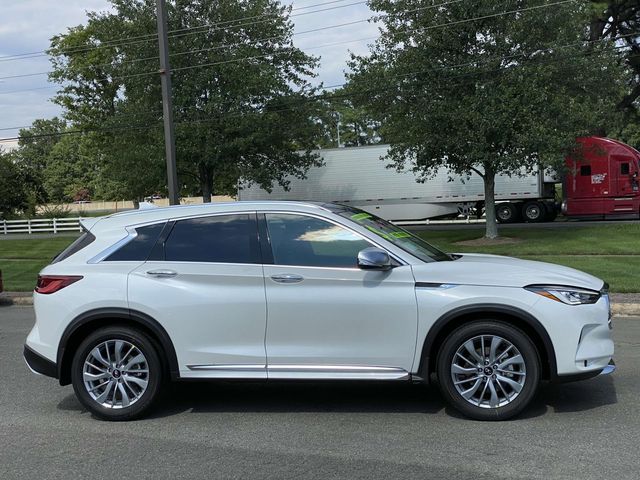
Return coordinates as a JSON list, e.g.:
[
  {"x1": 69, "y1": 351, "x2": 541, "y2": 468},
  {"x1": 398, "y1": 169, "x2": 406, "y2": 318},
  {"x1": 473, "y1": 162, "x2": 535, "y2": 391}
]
[
  {"x1": 57, "y1": 307, "x2": 179, "y2": 386},
  {"x1": 417, "y1": 304, "x2": 557, "y2": 382}
]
